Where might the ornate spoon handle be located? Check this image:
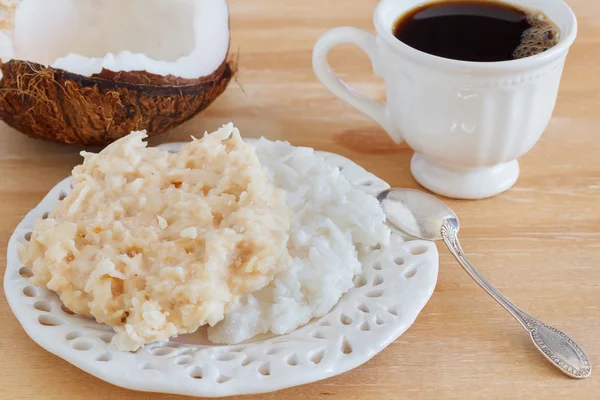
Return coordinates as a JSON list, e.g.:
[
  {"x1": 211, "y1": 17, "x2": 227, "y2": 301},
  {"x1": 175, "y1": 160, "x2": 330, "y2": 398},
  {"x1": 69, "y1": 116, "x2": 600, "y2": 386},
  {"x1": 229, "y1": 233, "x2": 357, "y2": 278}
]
[{"x1": 441, "y1": 219, "x2": 592, "y2": 379}]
